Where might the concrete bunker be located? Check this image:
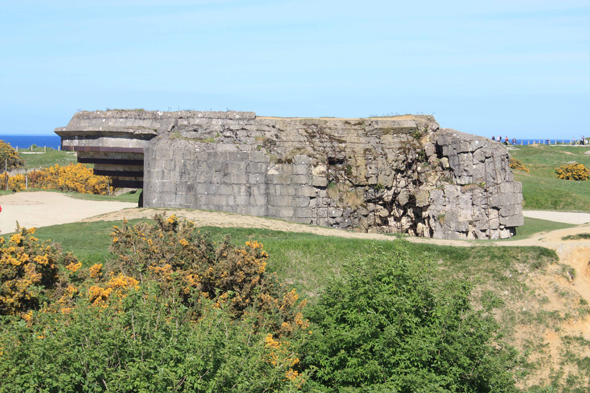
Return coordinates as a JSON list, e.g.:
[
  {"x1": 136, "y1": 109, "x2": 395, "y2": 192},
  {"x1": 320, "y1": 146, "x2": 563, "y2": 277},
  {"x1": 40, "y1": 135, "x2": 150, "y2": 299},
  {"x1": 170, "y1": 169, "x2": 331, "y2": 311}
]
[{"x1": 56, "y1": 110, "x2": 524, "y2": 239}]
